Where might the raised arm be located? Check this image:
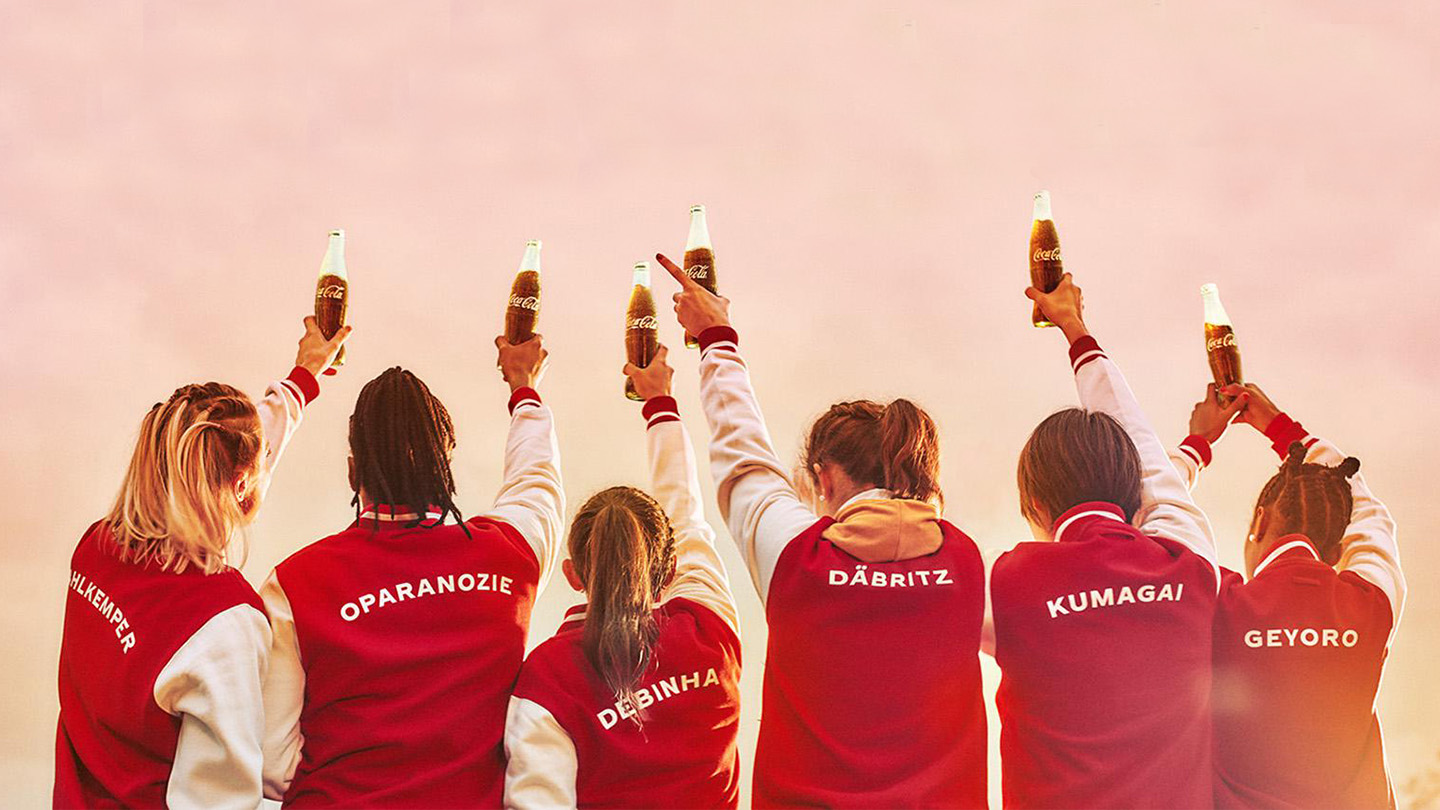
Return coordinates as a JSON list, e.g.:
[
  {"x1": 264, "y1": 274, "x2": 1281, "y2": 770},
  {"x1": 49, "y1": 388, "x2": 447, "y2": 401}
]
[
  {"x1": 1029, "y1": 276, "x2": 1220, "y2": 584},
  {"x1": 1227, "y1": 383, "x2": 1404, "y2": 623},
  {"x1": 1168, "y1": 383, "x2": 1245, "y2": 492},
  {"x1": 625, "y1": 347, "x2": 739, "y2": 635},
  {"x1": 480, "y1": 335, "x2": 566, "y2": 586},
  {"x1": 660, "y1": 254, "x2": 819, "y2": 604},
  {"x1": 252, "y1": 317, "x2": 350, "y2": 502}
]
